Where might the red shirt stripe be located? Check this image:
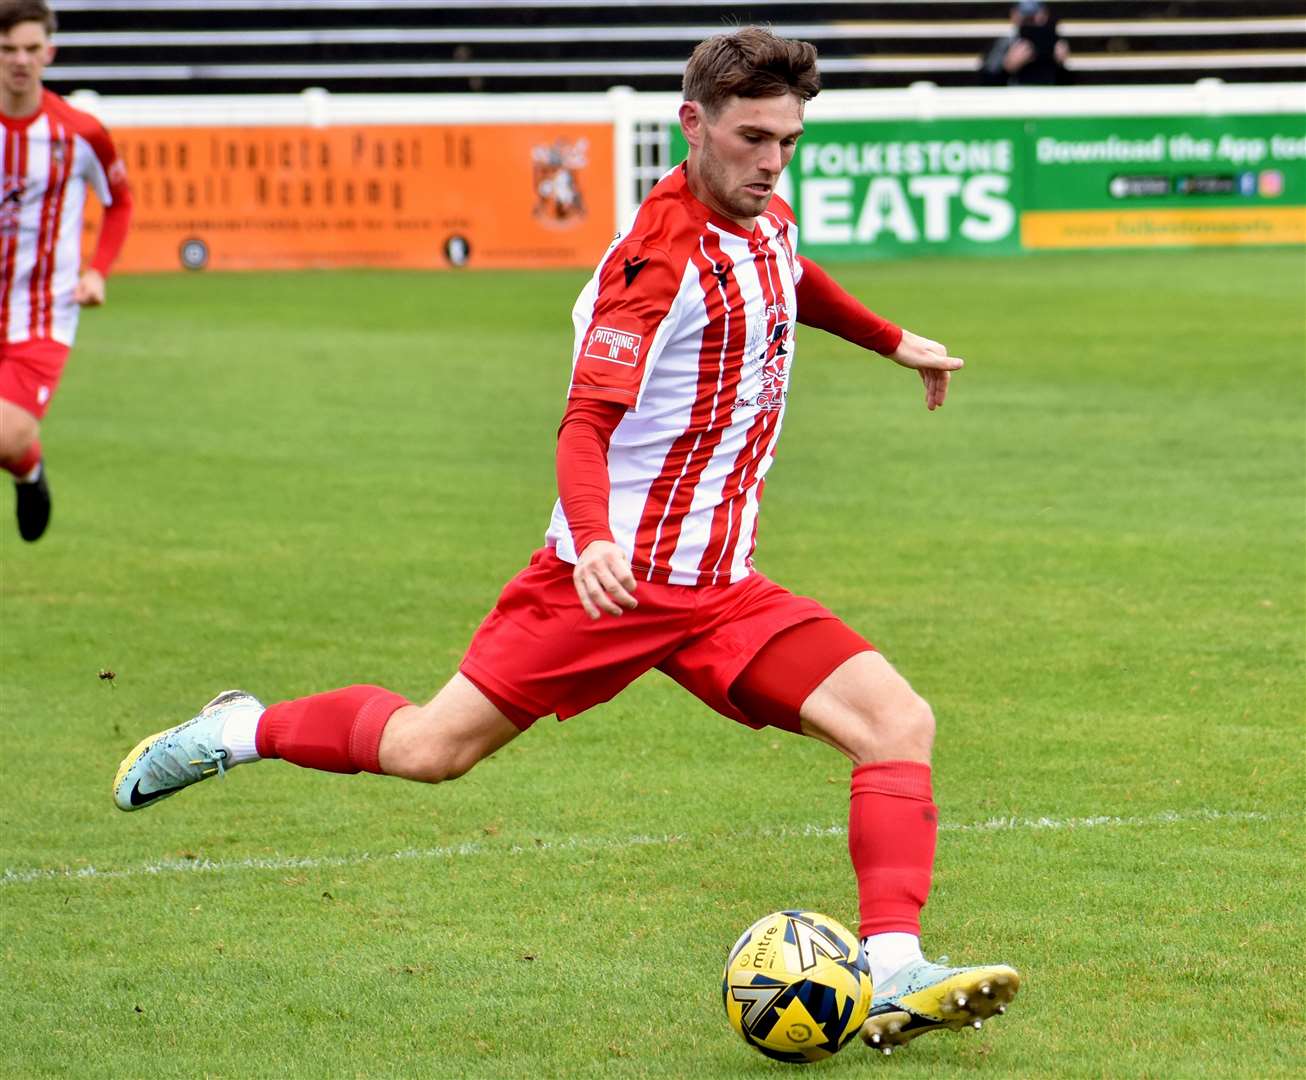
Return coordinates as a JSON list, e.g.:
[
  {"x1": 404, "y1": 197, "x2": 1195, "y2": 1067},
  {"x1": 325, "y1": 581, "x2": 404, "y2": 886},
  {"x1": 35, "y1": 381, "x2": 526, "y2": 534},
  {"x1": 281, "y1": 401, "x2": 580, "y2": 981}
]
[
  {"x1": 642, "y1": 234, "x2": 753, "y2": 583},
  {"x1": 0, "y1": 126, "x2": 23, "y2": 344},
  {"x1": 693, "y1": 233, "x2": 790, "y2": 585},
  {"x1": 30, "y1": 114, "x2": 63, "y2": 338}
]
